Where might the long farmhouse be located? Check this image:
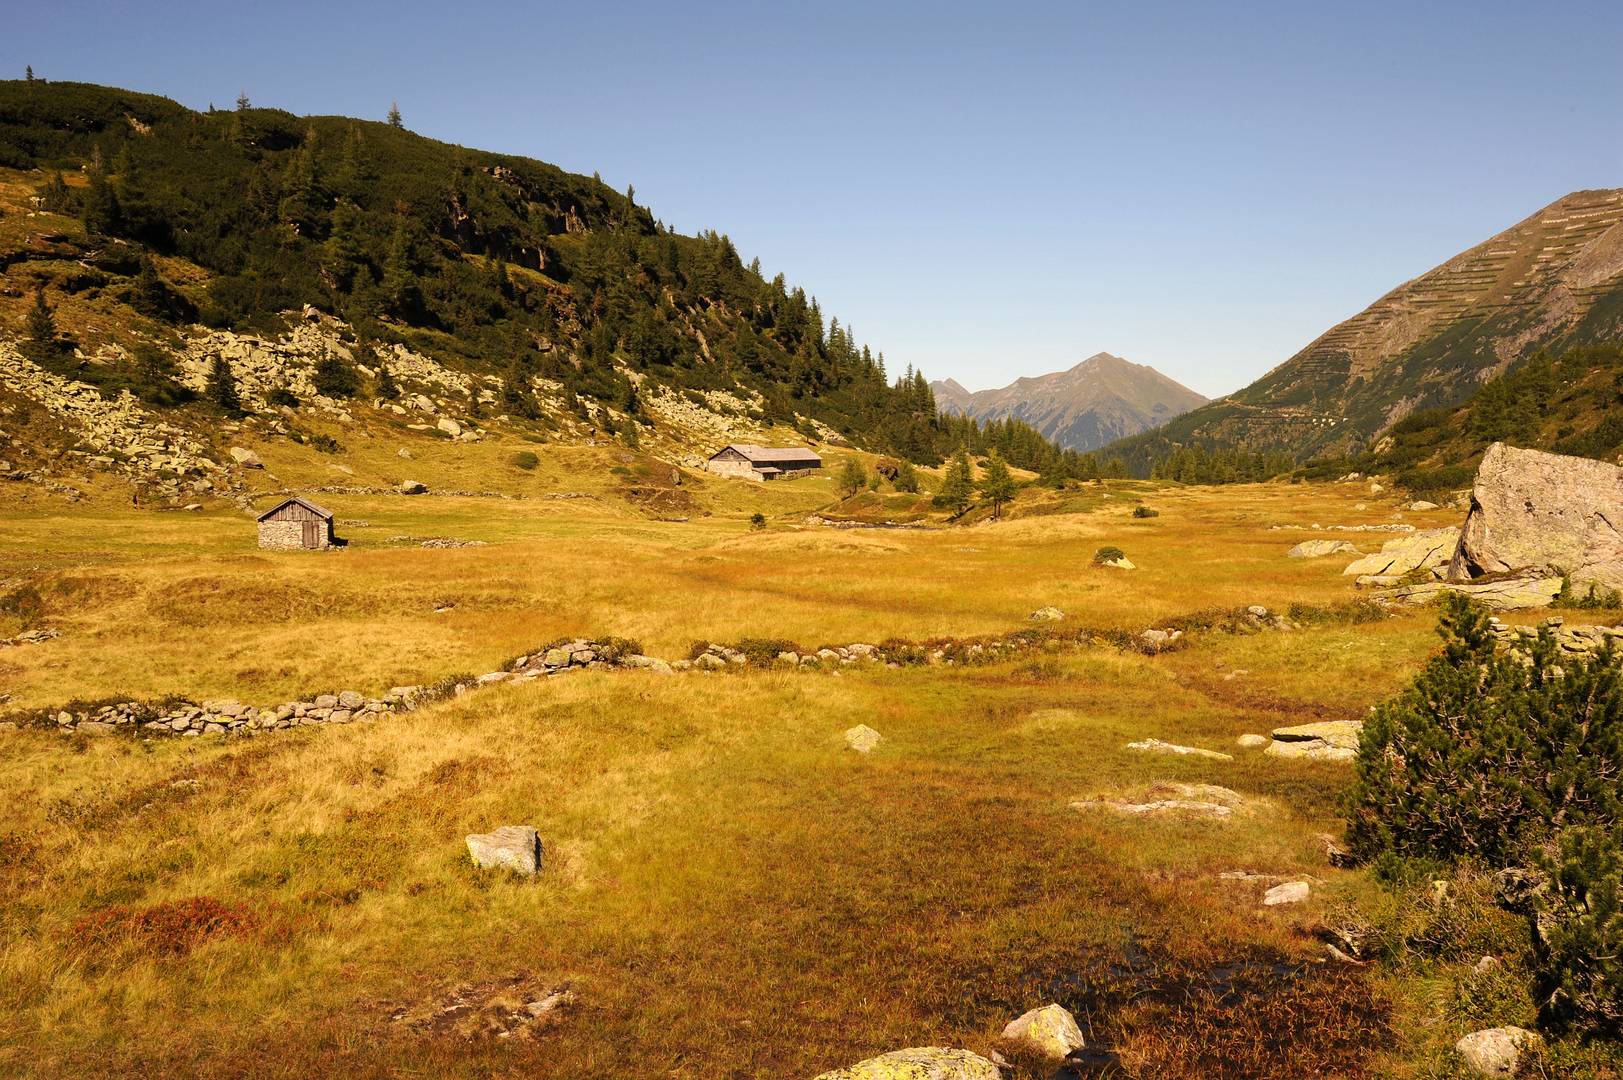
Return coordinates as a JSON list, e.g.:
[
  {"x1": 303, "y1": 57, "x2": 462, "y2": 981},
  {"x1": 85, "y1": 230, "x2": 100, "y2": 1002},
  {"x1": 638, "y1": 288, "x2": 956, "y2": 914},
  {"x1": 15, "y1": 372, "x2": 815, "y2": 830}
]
[{"x1": 705, "y1": 444, "x2": 823, "y2": 481}]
